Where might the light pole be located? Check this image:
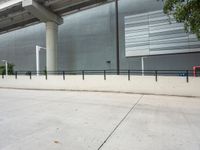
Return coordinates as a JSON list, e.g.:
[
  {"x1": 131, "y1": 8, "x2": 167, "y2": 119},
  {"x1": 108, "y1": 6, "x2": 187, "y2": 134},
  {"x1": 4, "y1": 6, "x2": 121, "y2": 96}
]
[
  {"x1": 115, "y1": 0, "x2": 120, "y2": 75},
  {"x1": 2, "y1": 60, "x2": 8, "y2": 76},
  {"x1": 141, "y1": 57, "x2": 147, "y2": 76},
  {"x1": 36, "y1": 45, "x2": 46, "y2": 76}
]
